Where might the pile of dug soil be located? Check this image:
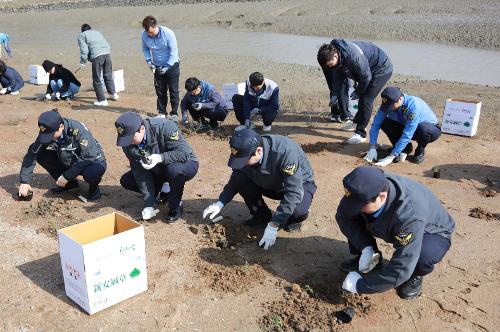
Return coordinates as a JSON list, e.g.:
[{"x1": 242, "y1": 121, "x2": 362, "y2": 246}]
[{"x1": 469, "y1": 207, "x2": 499, "y2": 221}]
